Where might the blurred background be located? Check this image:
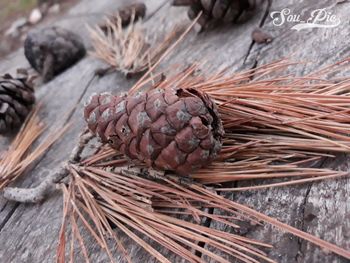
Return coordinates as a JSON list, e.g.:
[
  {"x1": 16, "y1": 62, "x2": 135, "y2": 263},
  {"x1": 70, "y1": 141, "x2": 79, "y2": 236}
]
[{"x1": 0, "y1": 0, "x2": 77, "y2": 58}]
